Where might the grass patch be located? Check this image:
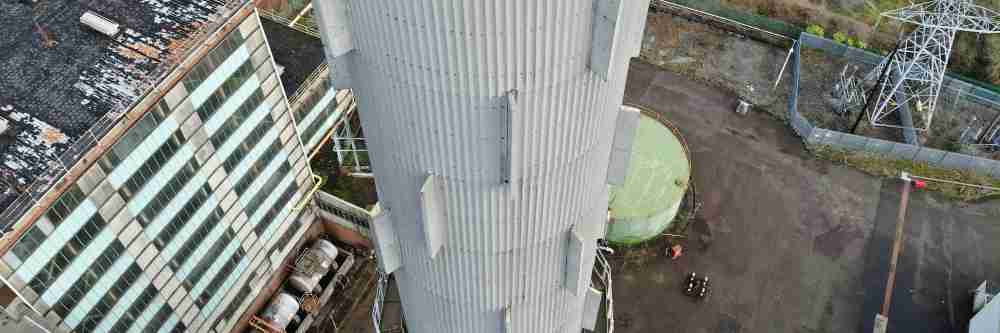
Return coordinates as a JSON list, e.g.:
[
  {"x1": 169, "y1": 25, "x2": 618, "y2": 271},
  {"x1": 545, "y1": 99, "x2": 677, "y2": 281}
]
[{"x1": 811, "y1": 145, "x2": 1000, "y2": 202}]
